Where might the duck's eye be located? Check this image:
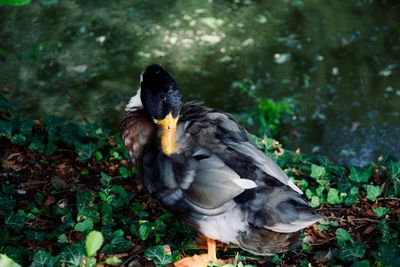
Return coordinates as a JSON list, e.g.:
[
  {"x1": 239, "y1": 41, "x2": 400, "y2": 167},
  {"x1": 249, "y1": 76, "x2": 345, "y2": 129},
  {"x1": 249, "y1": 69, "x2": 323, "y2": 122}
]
[{"x1": 159, "y1": 93, "x2": 166, "y2": 101}]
